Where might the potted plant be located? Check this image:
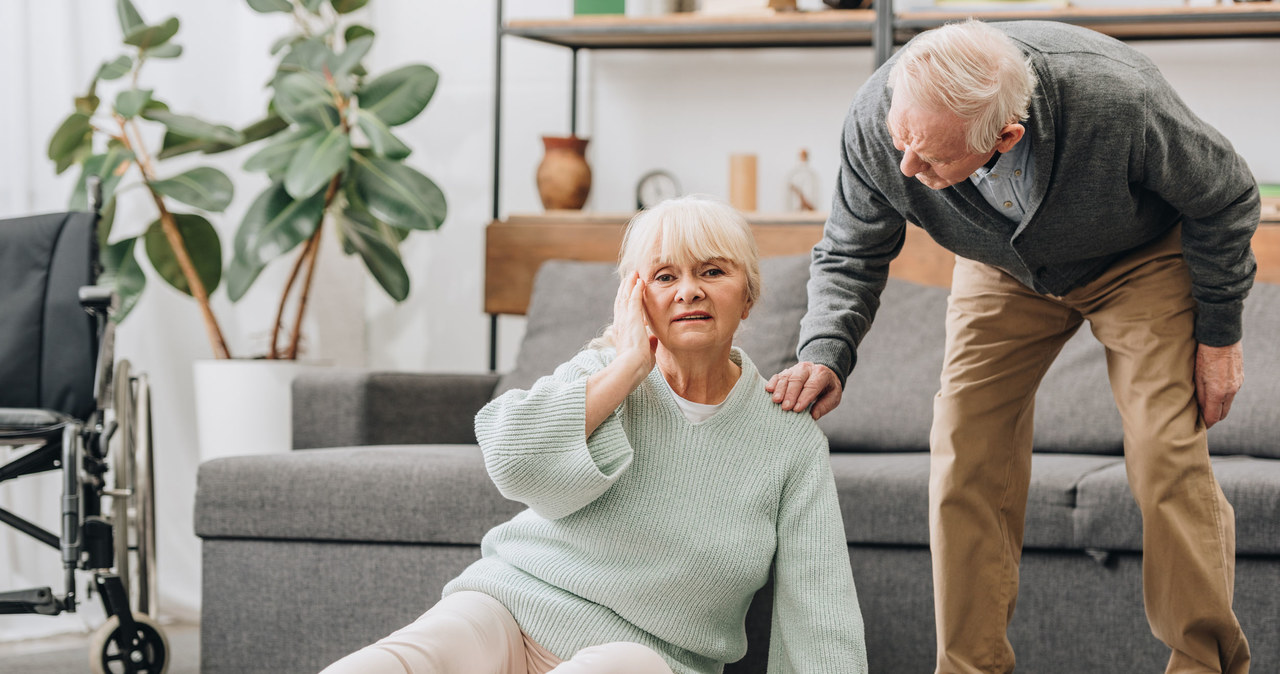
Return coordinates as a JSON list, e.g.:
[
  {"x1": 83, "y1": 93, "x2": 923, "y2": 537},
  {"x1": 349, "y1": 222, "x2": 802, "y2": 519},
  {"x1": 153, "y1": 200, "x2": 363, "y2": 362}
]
[{"x1": 50, "y1": 0, "x2": 447, "y2": 457}]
